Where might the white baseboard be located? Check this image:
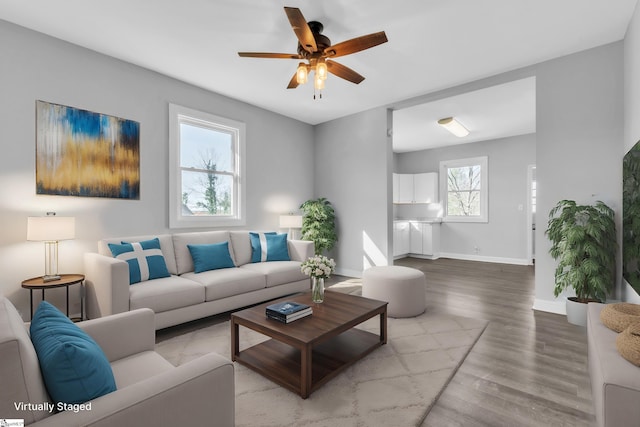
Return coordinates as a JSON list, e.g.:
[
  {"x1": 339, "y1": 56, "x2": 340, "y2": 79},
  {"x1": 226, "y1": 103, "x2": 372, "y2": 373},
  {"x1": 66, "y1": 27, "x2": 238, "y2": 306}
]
[
  {"x1": 438, "y1": 252, "x2": 530, "y2": 266},
  {"x1": 335, "y1": 267, "x2": 363, "y2": 279},
  {"x1": 532, "y1": 298, "x2": 566, "y2": 315}
]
